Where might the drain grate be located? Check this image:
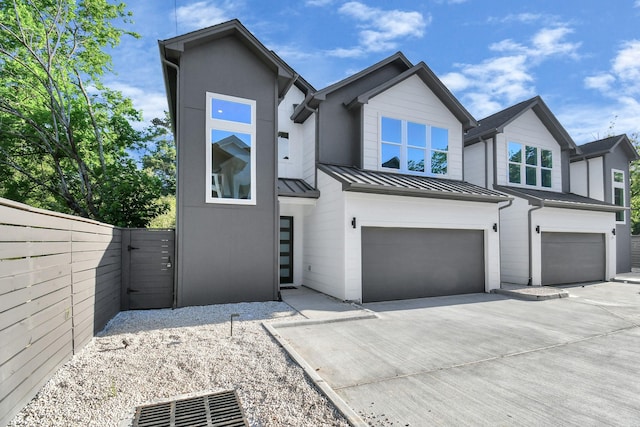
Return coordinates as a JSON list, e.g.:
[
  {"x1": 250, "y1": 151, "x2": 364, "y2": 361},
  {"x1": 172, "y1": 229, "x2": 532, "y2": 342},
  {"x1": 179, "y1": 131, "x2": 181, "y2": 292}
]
[{"x1": 133, "y1": 390, "x2": 248, "y2": 427}]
